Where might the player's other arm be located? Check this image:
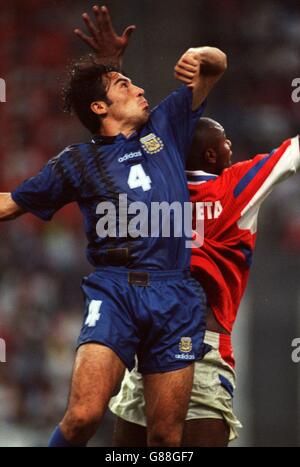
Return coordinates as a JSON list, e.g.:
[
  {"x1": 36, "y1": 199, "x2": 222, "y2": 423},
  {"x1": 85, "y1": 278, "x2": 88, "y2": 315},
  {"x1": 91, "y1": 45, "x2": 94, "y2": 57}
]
[
  {"x1": 0, "y1": 193, "x2": 24, "y2": 221},
  {"x1": 74, "y1": 5, "x2": 136, "y2": 69},
  {"x1": 174, "y1": 47, "x2": 227, "y2": 110}
]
